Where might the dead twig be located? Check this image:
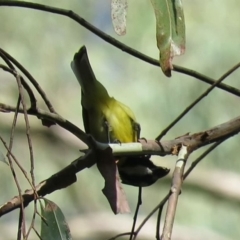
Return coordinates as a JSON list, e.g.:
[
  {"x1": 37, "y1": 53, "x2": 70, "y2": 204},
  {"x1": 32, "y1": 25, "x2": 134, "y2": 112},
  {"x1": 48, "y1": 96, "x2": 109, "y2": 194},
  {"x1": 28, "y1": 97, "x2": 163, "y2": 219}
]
[{"x1": 161, "y1": 145, "x2": 189, "y2": 240}]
